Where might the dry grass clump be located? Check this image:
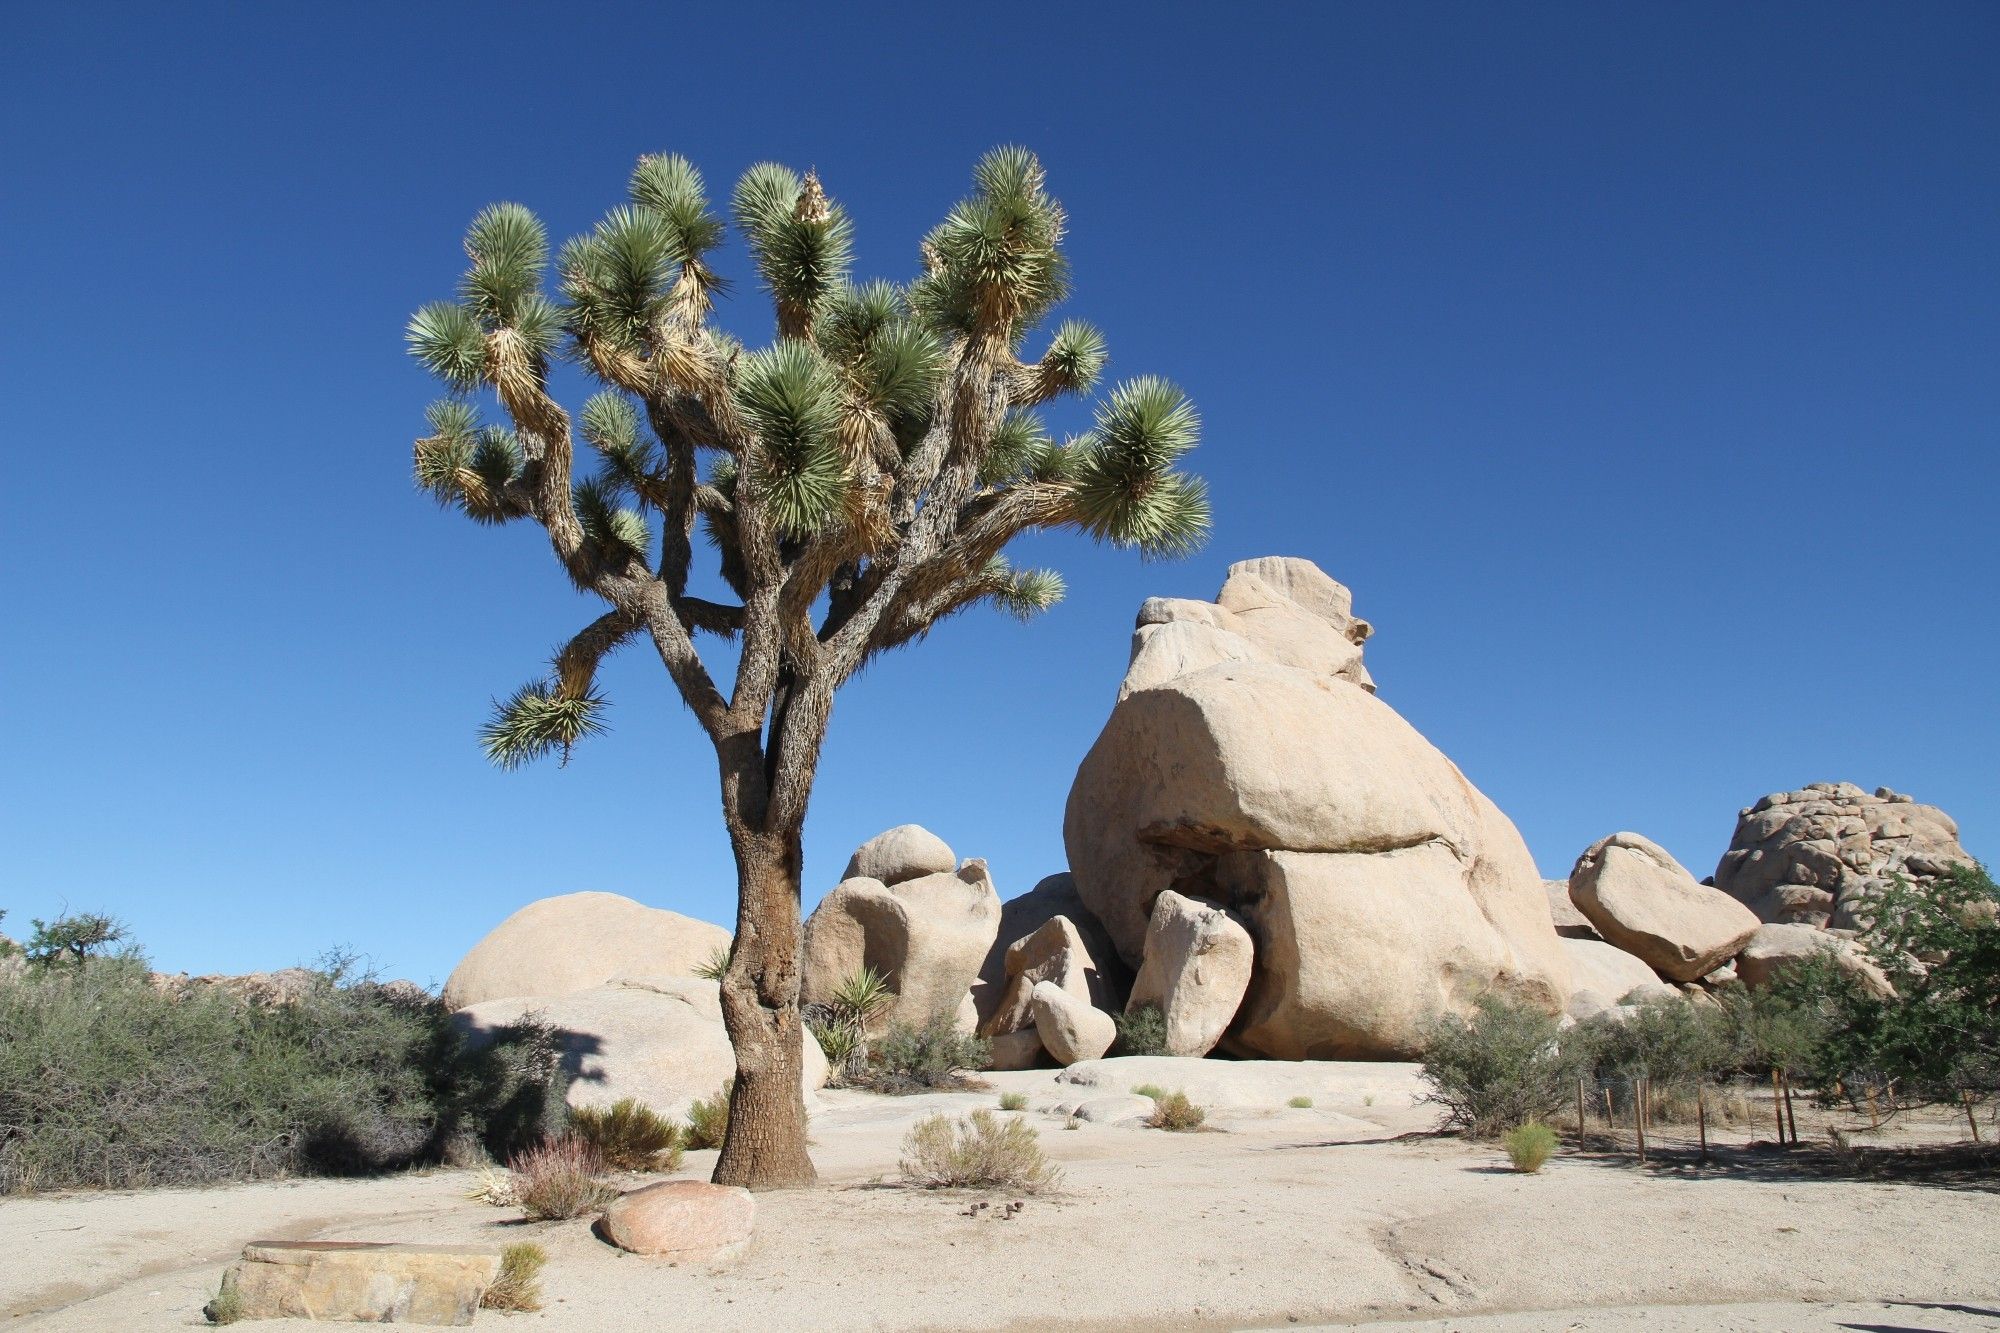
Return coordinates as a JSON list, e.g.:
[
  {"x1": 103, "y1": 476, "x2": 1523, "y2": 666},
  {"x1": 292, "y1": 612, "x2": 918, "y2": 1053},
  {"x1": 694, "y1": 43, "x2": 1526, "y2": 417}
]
[
  {"x1": 1146, "y1": 1090, "x2": 1206, "y2": 1132},
  {"x1": 508, "y1": 1135, "x2": 616, "y2": 1220},
  {"x1": 1503, "y1": 1121, "x2": 1558, "y2": 1173},
  {"x1": 466, "y1": 1163, "x2": 517, "y2": 1207},
  {"x1": 683, "y1": 1082, "x2": 732, "y2": 1151},
  {"x1": 998, "y1": 1091, "x2": 1028, "y2": 1111},
  {"x1": 570, "y1": 1098, "x2": 683, "y2": 1171},
  {"x1": 900, "y1": 1109, "x2": 1061, "y2": 1193},
  {"x1": 480, "y1": 1241, "x2": 547, "y2": 1311},
  {"x1": 1131, "y1": 1082, "x2": 1167, "y2": 1100}
]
